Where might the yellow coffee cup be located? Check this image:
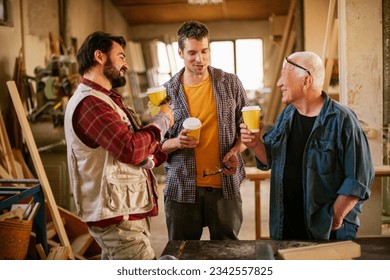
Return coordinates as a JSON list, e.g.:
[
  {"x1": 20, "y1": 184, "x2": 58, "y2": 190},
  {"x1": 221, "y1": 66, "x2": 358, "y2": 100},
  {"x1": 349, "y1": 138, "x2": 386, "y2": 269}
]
[
  {"x1": 183, "y1": 117, "x2": 202, "y2": 140},
  {"x1": 147, "y1": 86, "x2": 167, "y2": 106},
  {"x1": 242, "y1": 106, "x2": 261, "y2": 132}
]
